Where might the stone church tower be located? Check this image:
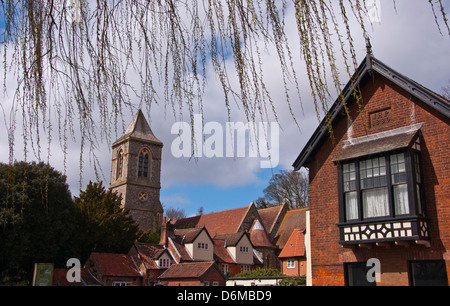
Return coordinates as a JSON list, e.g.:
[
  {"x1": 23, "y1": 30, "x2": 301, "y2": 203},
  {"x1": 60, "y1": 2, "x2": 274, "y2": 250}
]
[{"x1": 109, "y1": 110, "x2": 164, "y2": 231}]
